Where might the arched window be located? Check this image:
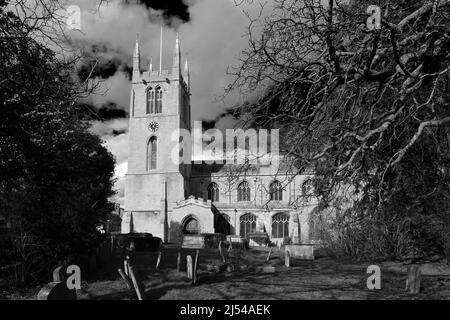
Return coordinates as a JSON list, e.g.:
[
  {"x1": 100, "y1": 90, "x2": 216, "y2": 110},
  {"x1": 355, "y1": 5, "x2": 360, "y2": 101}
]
[
  {"x1": 269, "y1": 180, "x2": 283, "y2": 201},
  {"x1": 272, "y1": 213, "x2": 289, "y2": 238},
  {"x1": 302, "y1": 179, "x2": 314, "y2": 196},
  {"x1": 155, "y1": 87, "x2": 162, "y2": 113},
  {"x1": 240, "y1": 213, "x2": 256, "y2": 238},
  {"x1": 237, "y1": 181, "x2": 250, "y2": 202},
  {"x1": 309, "y1": 216, "x2": 325, "y2": 241},
  {"x1": 147, "y1": 136, "x2": 157, "y2": 170},
  {"x1": 146, "y1": 88, "x2": 155, "y2": 114},
  {"x1": 207, "y1": 182, "x2": 219, "y2": 202}
]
